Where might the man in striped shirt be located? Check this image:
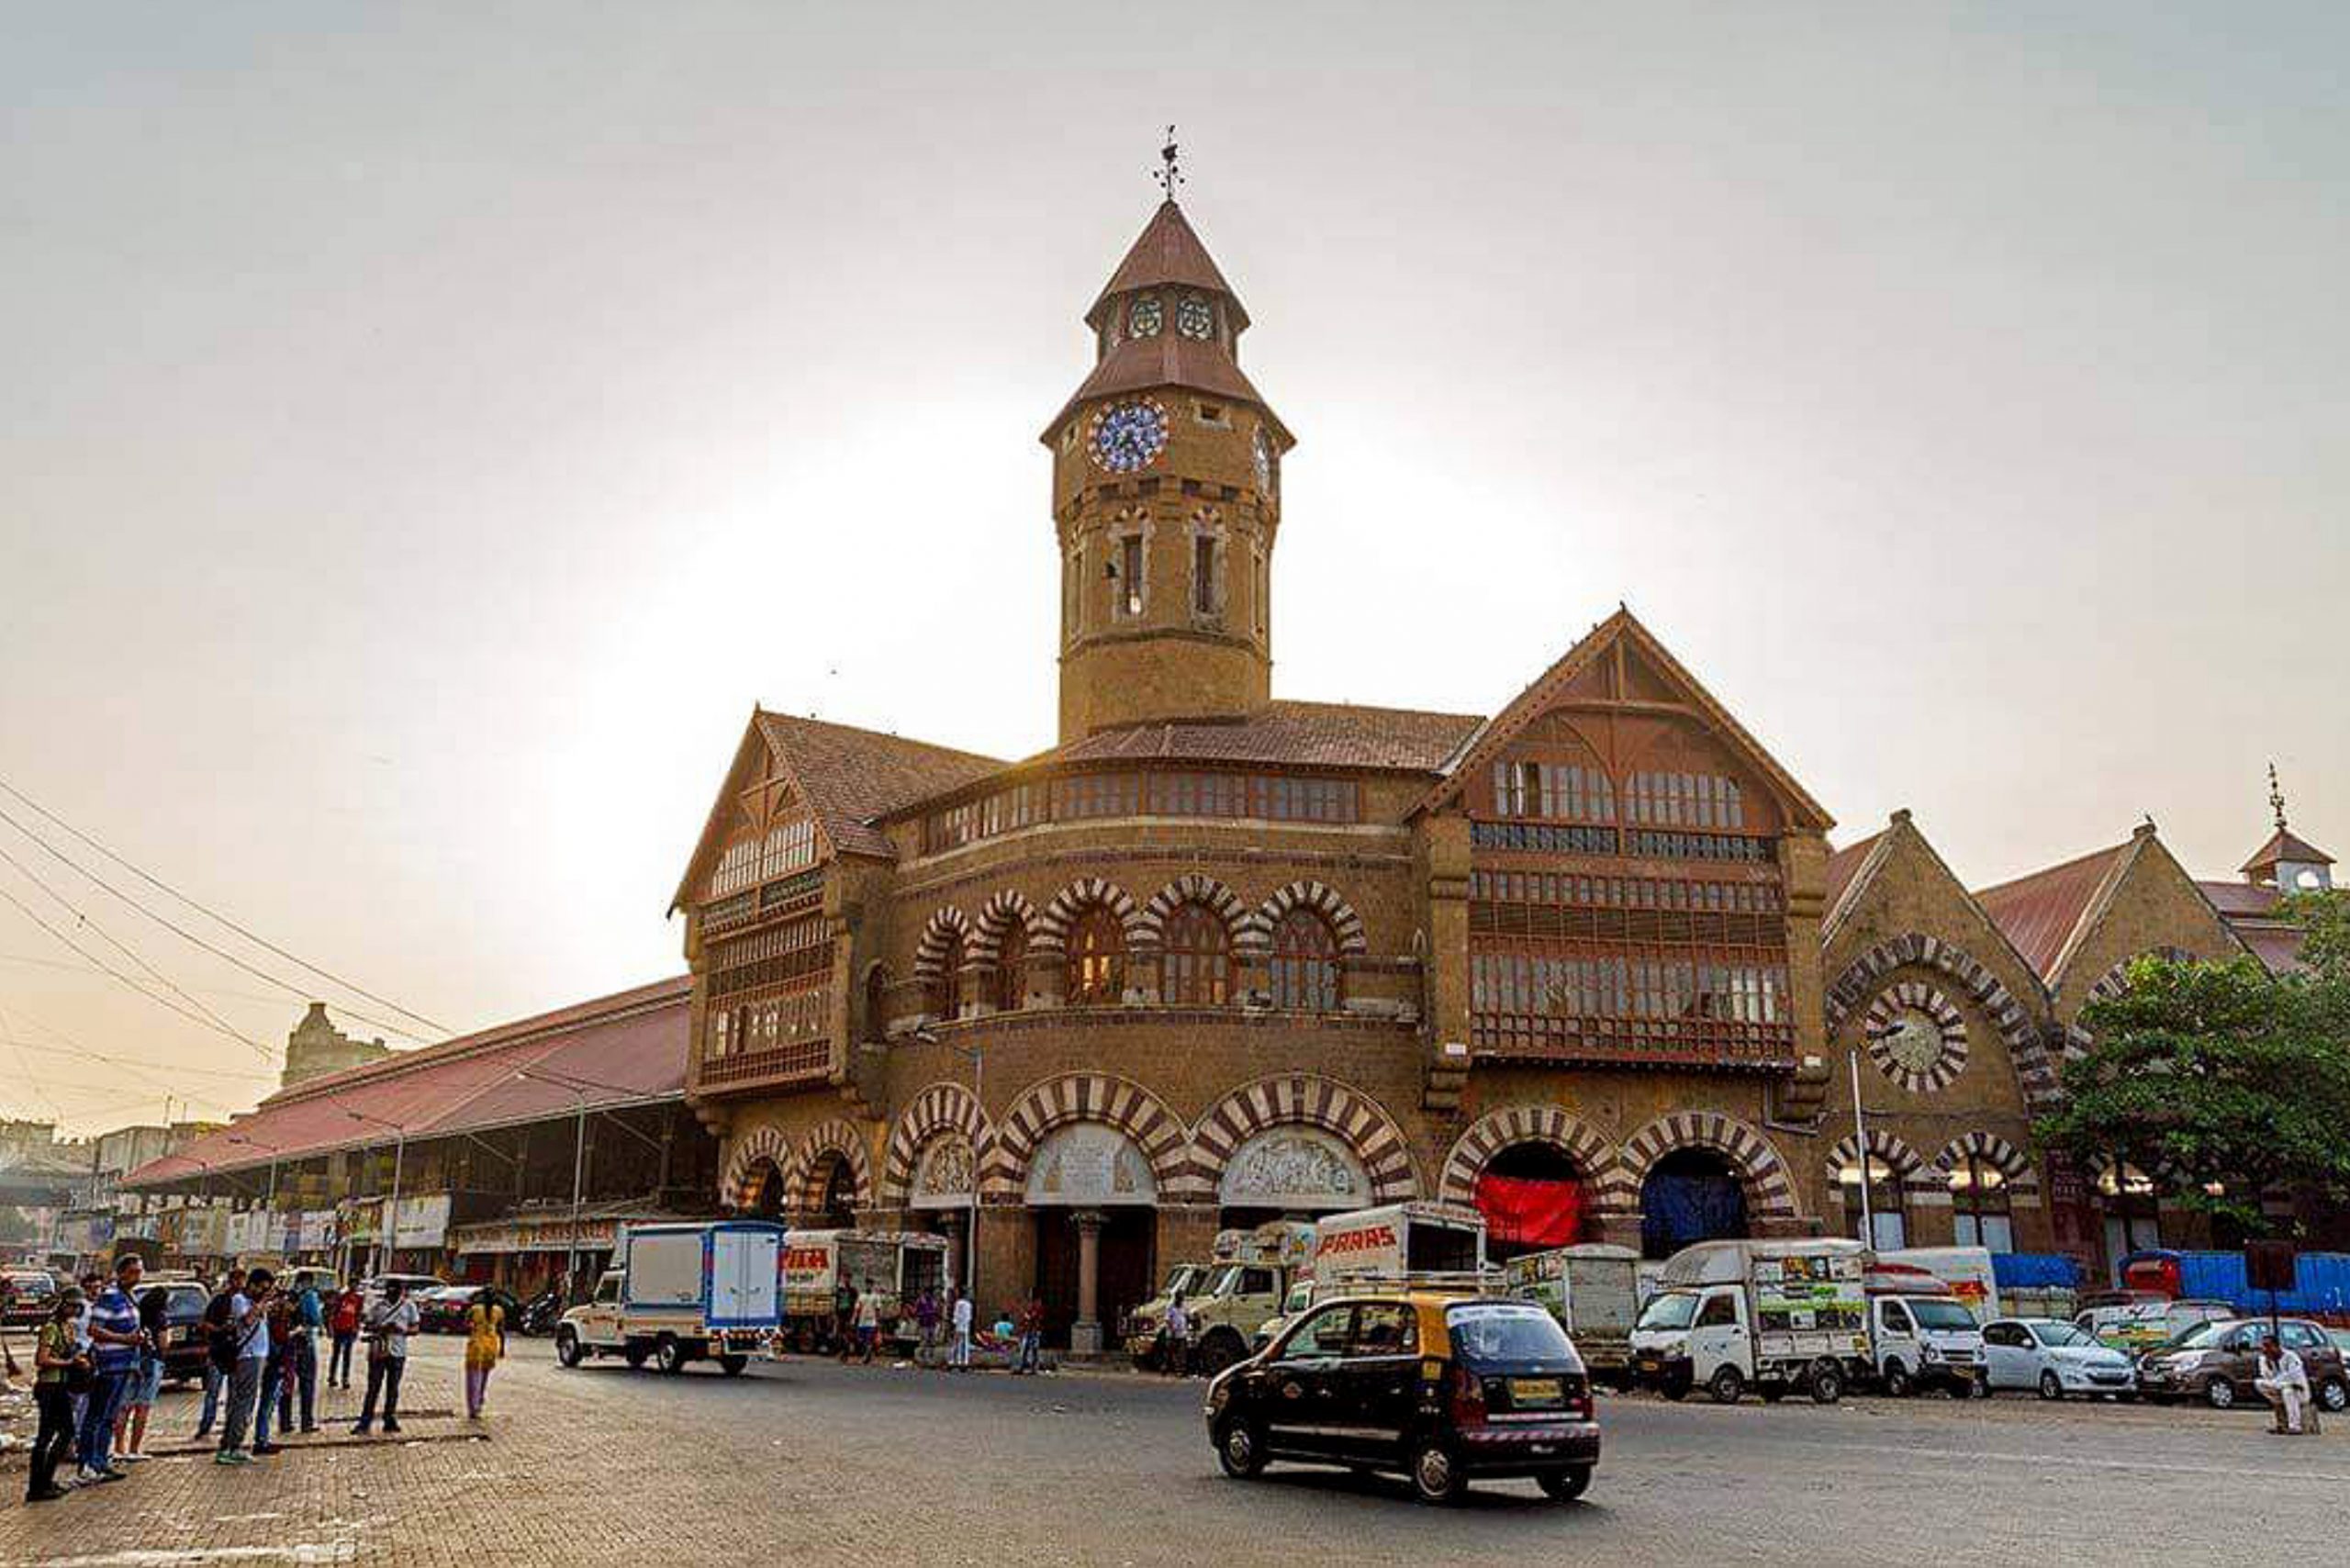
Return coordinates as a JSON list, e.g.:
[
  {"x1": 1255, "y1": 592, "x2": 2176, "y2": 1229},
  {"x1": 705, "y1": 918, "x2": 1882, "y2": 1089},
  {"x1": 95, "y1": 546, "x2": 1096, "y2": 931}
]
[{"x1": 74, "y1": 1255, "x2": 147, "y2": 1485}]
